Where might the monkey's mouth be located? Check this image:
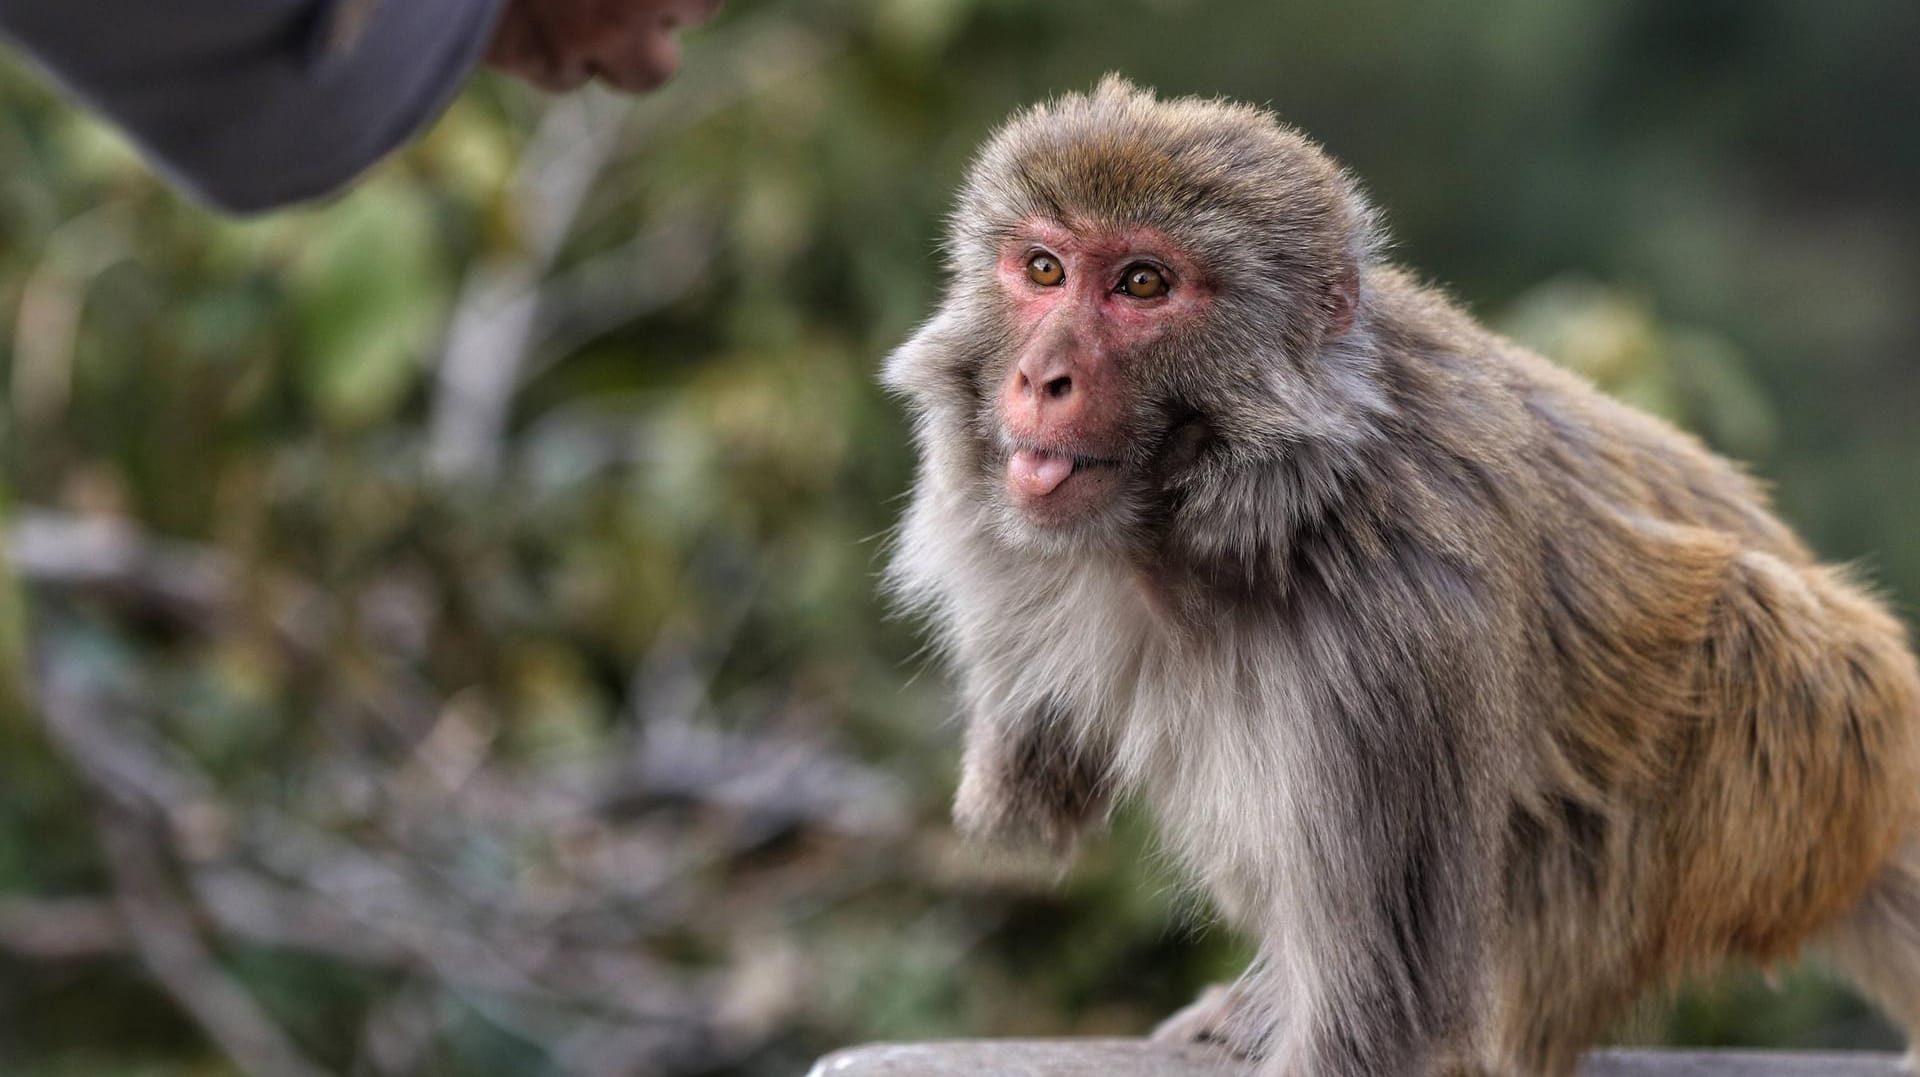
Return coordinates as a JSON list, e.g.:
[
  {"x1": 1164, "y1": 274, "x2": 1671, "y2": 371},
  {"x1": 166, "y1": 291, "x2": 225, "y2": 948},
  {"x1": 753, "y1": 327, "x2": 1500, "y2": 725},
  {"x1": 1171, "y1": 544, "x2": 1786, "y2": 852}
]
[
  {"x1": 1008, "y1": 447, "x2": 1119, "y2": 495},
  {"x1": 1005, "y1": 446, "x2": 1123, "y2": 522}
]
